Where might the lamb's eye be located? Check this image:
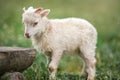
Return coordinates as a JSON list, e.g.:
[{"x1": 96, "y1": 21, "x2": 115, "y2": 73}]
[{"x1": 33, "y1": 22, "x2": 38, "y2": 27}]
